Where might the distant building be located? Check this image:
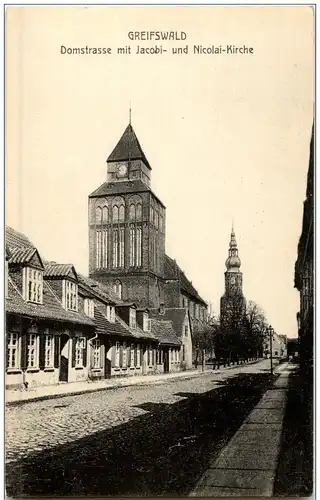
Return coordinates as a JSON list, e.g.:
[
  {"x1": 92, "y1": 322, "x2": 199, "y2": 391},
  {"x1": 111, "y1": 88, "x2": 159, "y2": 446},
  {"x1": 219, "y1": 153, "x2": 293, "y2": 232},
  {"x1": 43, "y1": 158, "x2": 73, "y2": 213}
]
[
  {"x1": 220, "y1": 226, "x2": 246, "y2": 330},
  {"x1": 294, "y1": 124, "x2": 314, "y2": 376},
  {"x1": 88, "y1": 122, "x2": 207, "y2": 325},
  {"x1": 263, "y1": 332, "x2": 288, "y2": 360}
]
